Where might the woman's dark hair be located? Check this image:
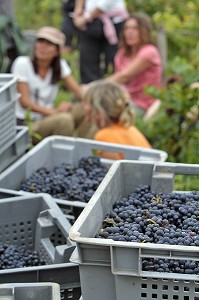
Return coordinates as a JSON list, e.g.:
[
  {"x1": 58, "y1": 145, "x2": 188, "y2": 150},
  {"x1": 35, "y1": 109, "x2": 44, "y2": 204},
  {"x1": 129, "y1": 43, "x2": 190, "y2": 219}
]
[
  {"x1": 32, "y1": 43, "x2": 61, "y2": 84},
  {"x1": 119, "y1": 12, "x2": 153, "y2": 56}
]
